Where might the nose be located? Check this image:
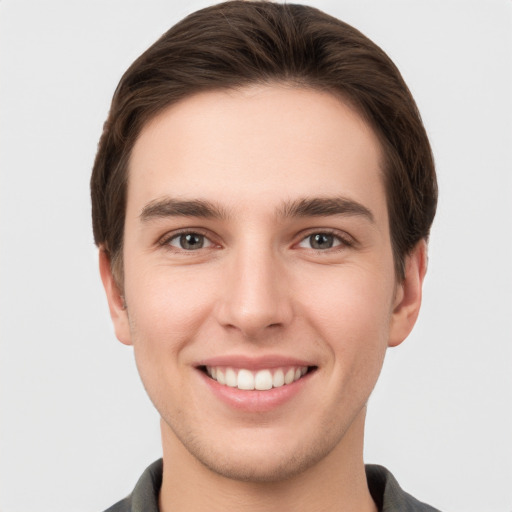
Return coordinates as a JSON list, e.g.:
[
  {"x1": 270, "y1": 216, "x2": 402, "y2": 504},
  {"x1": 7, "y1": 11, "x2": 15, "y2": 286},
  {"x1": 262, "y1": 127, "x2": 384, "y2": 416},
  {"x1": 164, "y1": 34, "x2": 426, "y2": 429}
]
[{"x1": 215, "y1": 244, "x2": 293, "y2": 339}]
